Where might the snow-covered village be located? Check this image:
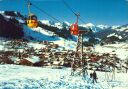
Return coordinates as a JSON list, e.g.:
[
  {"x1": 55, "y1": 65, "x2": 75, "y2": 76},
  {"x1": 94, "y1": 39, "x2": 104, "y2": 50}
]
[{"x1": 0, "y1": 0, "x2": 128, "y2": 89}]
